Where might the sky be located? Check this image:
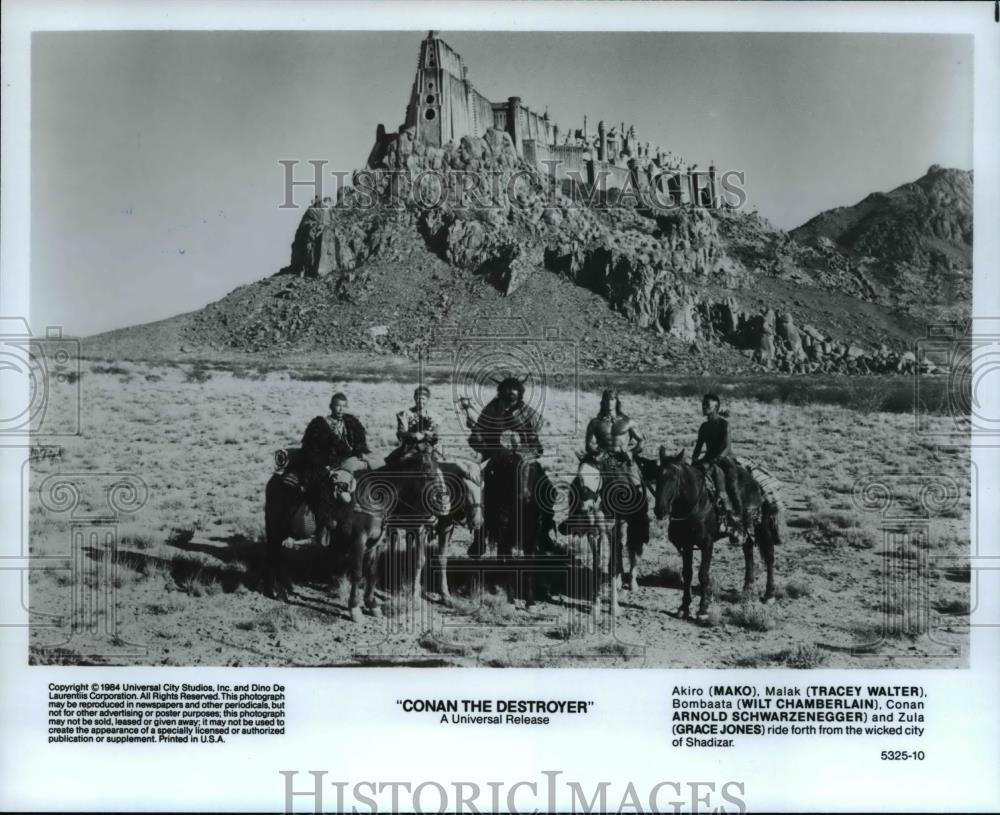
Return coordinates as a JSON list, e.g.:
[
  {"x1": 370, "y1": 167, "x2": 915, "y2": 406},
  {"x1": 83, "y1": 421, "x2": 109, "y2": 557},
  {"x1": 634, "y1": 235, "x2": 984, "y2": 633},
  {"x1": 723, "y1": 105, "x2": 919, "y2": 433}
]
[{"x1": 30, "y1": 30, "x2": 972, "y2": 337}]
